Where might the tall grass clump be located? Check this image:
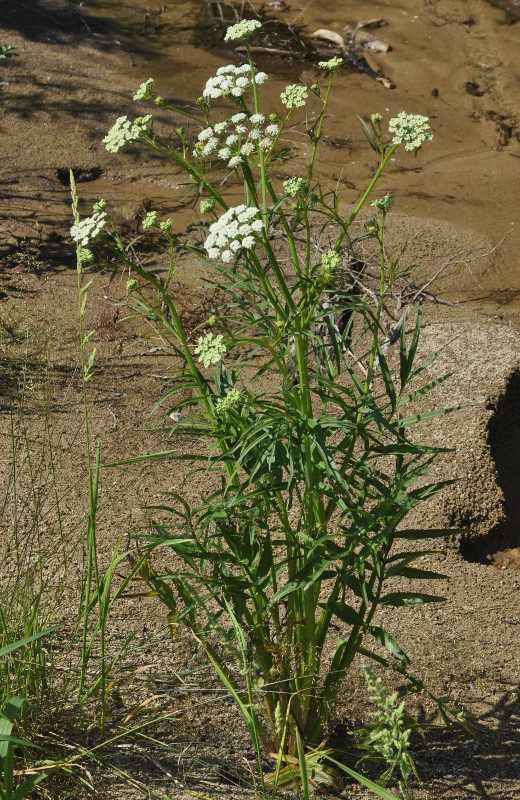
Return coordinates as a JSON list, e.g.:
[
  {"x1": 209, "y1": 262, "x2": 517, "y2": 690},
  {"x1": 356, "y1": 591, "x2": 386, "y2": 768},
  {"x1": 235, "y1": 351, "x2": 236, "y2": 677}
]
[{"x1": 72, "y1": 19, "x2": 465, "y2": 795}]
